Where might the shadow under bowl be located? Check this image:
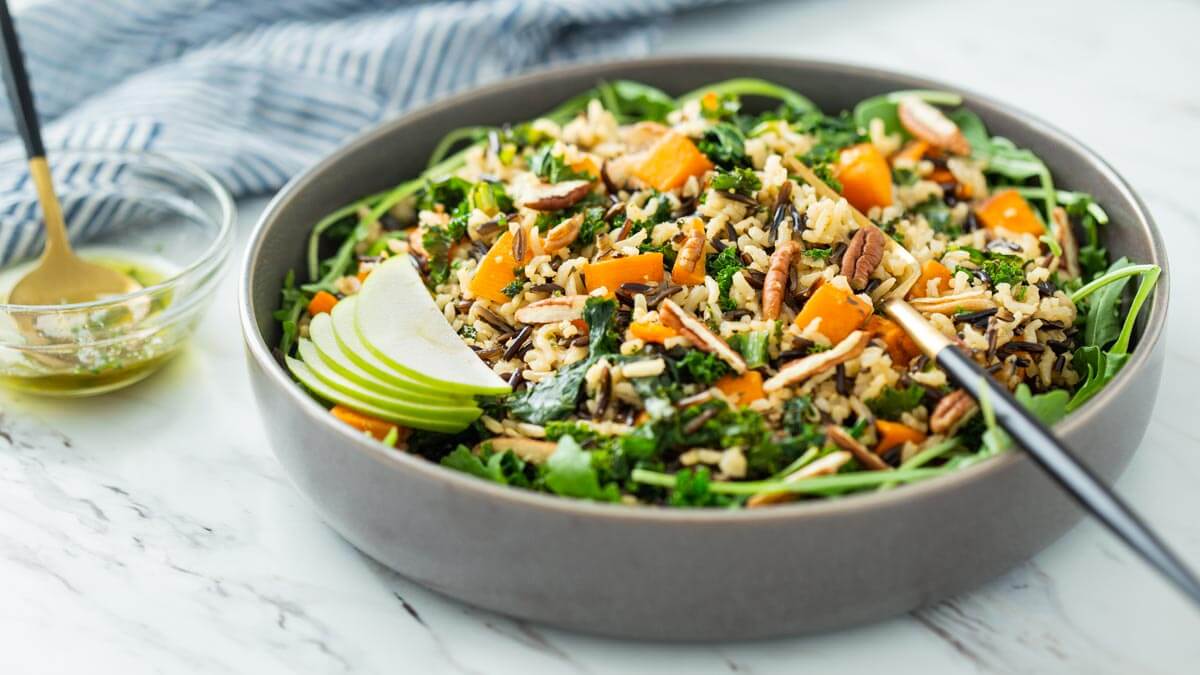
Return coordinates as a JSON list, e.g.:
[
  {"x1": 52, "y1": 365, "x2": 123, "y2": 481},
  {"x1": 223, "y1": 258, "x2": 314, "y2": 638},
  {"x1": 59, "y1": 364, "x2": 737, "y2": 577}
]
[{"x1": 239, "y1": 57, "x2": 1168, "y2": 640}]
